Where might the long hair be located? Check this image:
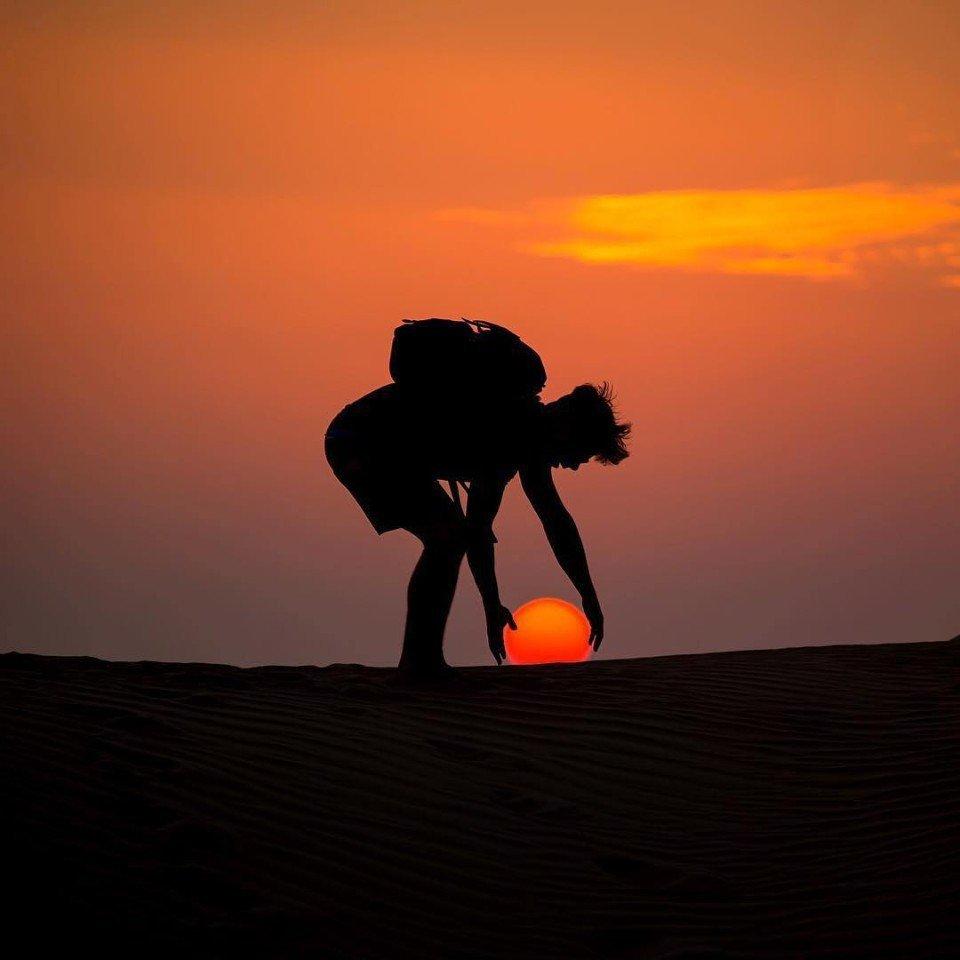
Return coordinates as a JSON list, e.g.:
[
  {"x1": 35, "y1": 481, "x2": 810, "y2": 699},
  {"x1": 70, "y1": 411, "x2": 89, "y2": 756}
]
[{"x1": 568, "y1": 382, "x2": 631, "y2": 464}]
